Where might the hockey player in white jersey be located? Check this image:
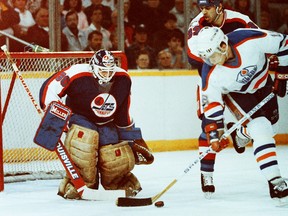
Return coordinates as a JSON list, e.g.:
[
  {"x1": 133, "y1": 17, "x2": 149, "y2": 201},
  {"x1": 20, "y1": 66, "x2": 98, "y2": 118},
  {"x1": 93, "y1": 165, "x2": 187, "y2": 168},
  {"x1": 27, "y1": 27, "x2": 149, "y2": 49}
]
[
  {"x1": 196, "y1": 26, "x2": 288, "y2": 203},
  {"x1": 187, "y1": 0, "x2": 259, "y2": 198}
]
